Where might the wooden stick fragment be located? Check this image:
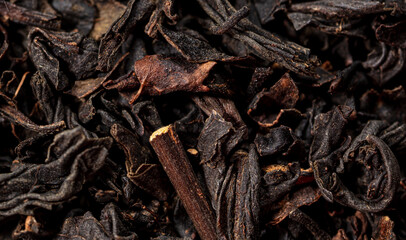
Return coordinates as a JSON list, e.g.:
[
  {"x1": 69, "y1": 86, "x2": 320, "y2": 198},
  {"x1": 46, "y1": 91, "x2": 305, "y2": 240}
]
[{"x1": 149, "y1": 125, "x2": 217, "y2": 240}]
